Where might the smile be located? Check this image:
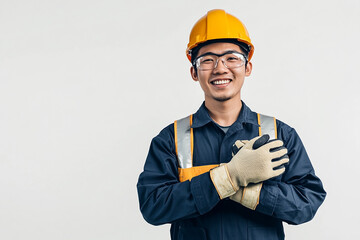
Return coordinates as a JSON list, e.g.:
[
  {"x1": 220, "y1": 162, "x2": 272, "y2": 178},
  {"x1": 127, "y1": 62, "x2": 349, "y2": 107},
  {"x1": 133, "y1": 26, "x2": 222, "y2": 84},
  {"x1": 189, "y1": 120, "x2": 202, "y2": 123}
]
[{"x1": 211, "y1": 79, "x2": 231, "y2": 85}]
